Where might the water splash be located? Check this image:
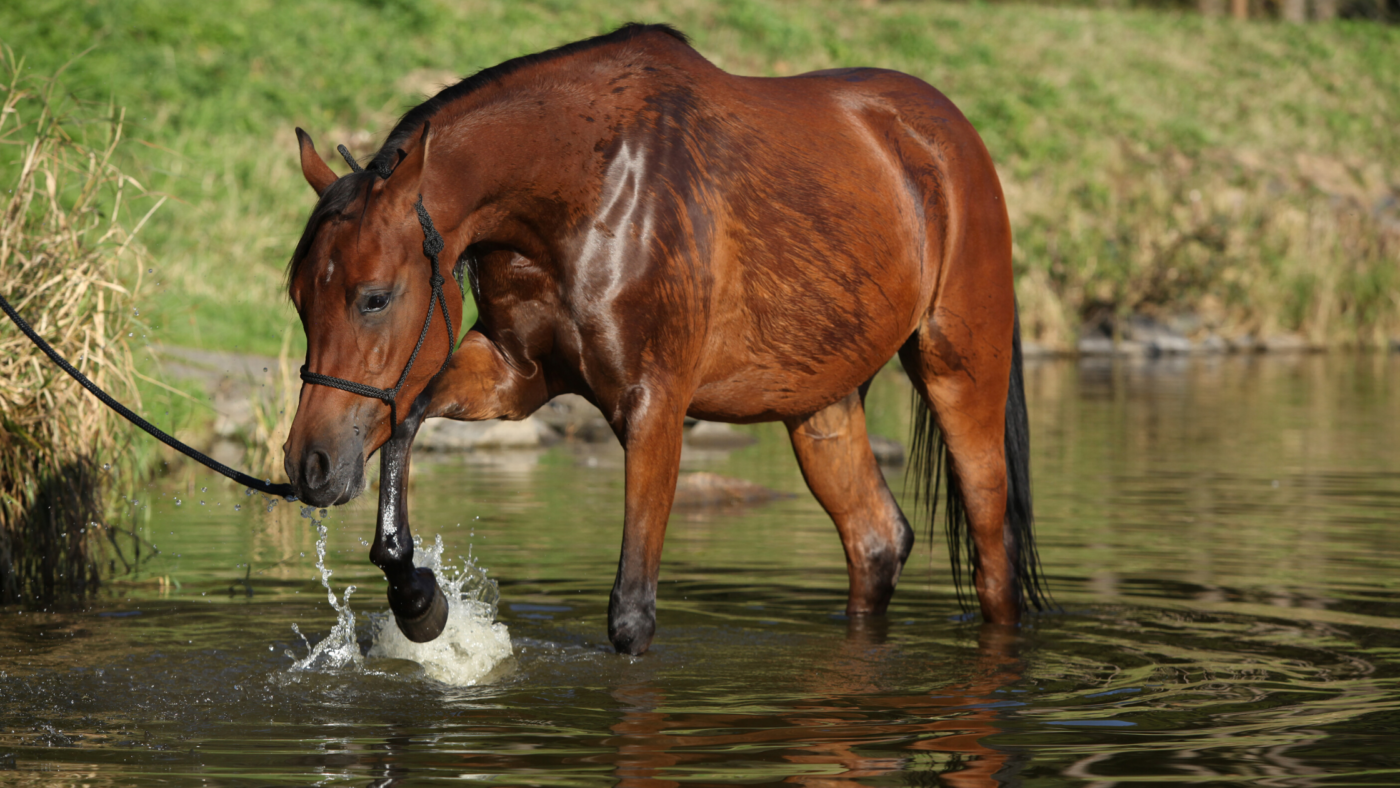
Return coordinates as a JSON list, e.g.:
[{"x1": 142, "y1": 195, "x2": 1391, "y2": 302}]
[
  {"x1": 286, "y1": 511, "x2": 361, "y2": 672},
  {"x1": 366, "y1": 534, "x2": 512, "y2": 686},
  {"x1": 285, "y1": 510, "x2": 511, "y2": 686}
]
